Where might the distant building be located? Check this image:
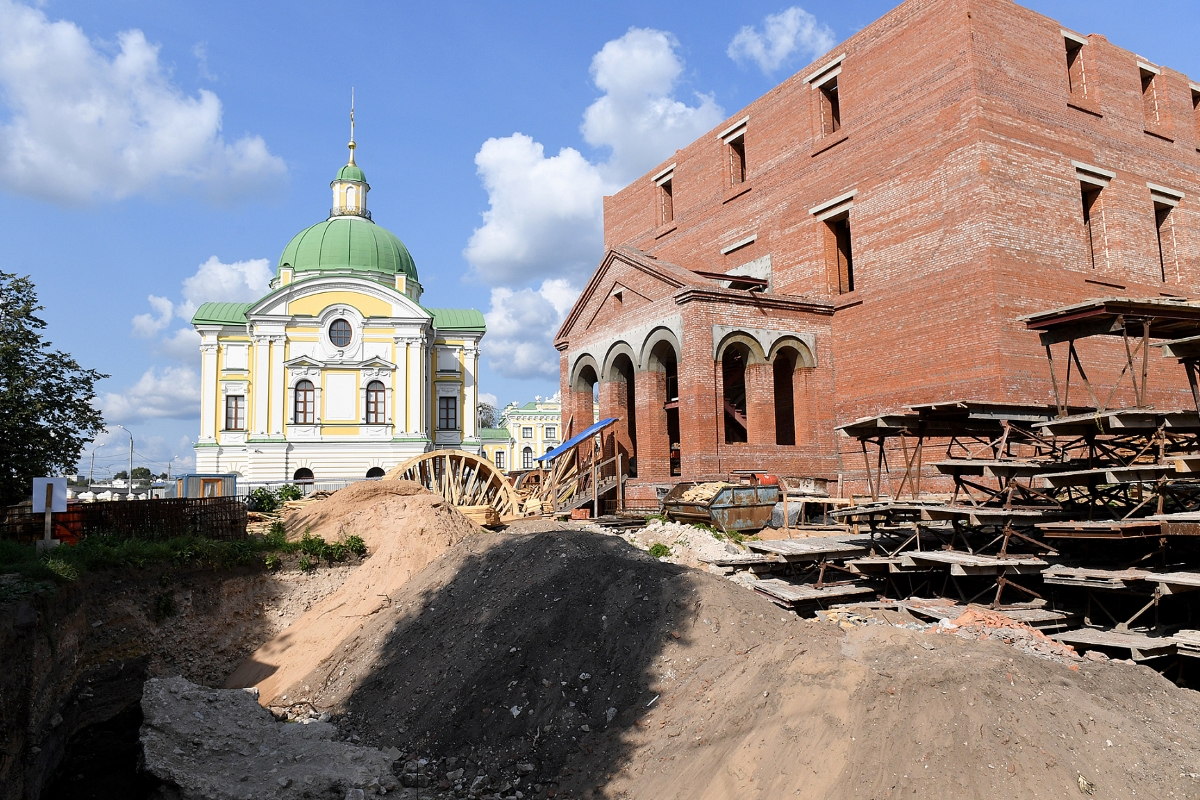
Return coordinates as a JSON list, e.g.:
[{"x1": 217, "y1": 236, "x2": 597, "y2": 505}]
[
  {"x1": 481, "y1": 394, "x2": 597, "y2": 472},
  {"x1": 191, "y1": 121, "x2": 485, "y2": 482}
]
